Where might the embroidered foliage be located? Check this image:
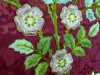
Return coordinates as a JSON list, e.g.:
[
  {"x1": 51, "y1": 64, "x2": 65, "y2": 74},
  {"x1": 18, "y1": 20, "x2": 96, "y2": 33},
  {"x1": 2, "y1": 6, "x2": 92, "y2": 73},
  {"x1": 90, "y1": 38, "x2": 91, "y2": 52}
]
[{"x1": 9, "y1": 39, "x2": 33, "y2": 55}]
